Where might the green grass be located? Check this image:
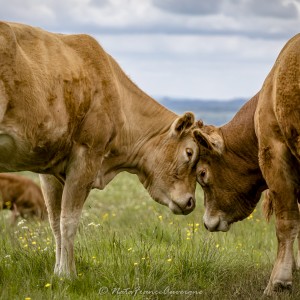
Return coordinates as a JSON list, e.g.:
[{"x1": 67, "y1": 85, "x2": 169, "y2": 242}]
[{"x1": 0, "y1": 172, "x2": 300, "y2": 299}]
